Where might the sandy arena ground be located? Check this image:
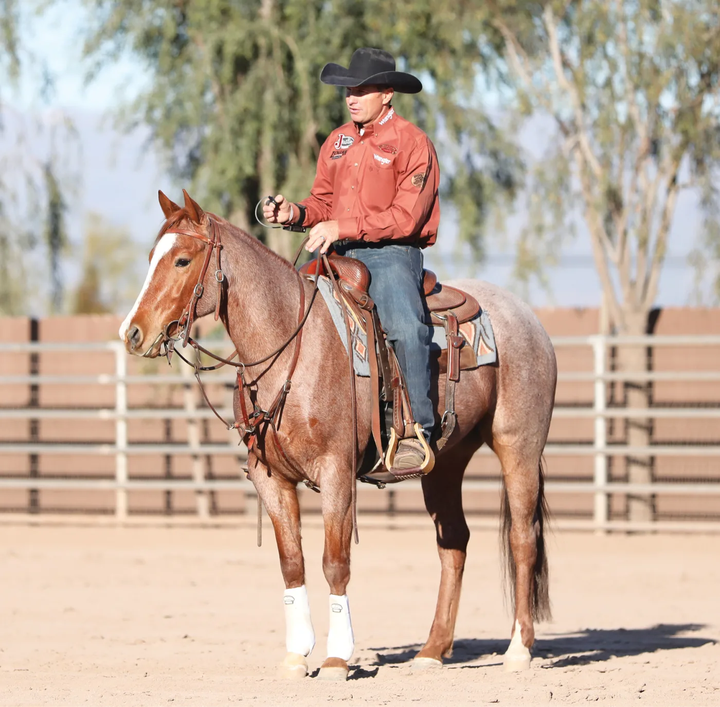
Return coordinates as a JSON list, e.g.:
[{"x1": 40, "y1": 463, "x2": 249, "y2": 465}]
[{"x1": 1, "y1": 517, "x2": 718, "y2": 707}]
